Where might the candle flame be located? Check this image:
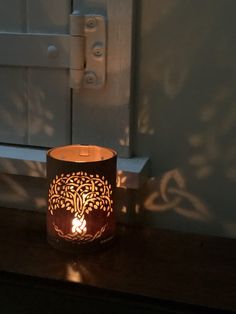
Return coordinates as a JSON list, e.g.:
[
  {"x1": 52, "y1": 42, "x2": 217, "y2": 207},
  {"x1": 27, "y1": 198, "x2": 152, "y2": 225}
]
[{"x1": 72, "y1": 217, "x2": 87, "y2": 234}]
